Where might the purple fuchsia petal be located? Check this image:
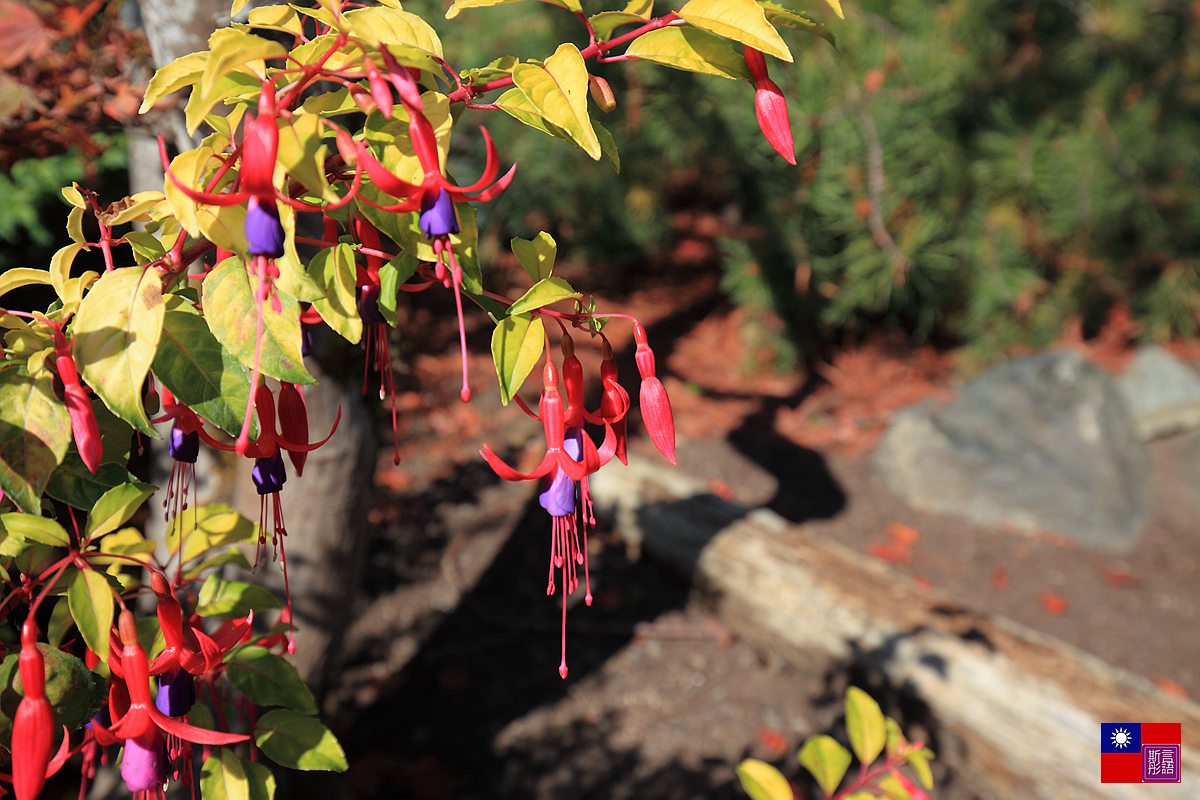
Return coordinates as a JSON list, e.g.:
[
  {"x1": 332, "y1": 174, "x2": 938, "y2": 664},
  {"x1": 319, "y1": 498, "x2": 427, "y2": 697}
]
[
  {"x1": 154, "y1": 666, "x2": 196, "y2": 717},
  {"x1": 360, "y1": 284, "x2": 386, "y2": 326},
  {"x1": 252, "y1": 450, "x2": 288, "y2": 495},
  {"x1": 168, "y1": 425, "x2": 200, "y2": 464},
  {"x1": 418, "y1": 188, "x2": 459, "y2": 238},
  {"x1": 120, "y1": 730, "x2": 170, "y2": 793},
  {"x1": 245, "y1": 195, "x2": 285, "y2": 258}
]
